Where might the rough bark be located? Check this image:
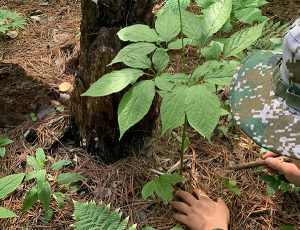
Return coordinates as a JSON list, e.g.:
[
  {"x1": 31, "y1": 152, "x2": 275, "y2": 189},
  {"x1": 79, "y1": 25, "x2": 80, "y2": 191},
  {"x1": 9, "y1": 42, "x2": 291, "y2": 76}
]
[{"x1": 71, "y1": 0, "x2": 156, "y2": 163}]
